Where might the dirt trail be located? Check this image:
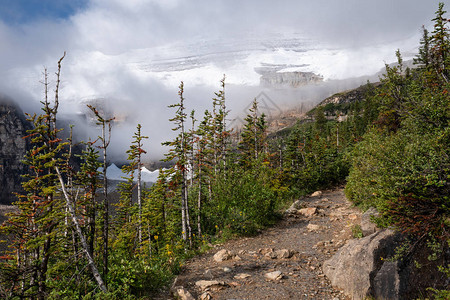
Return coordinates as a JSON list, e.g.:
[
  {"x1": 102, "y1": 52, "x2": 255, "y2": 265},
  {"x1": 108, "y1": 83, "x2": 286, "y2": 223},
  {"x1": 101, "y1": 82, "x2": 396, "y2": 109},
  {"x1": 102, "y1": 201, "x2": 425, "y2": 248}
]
[{"x1": 161, "y1": 188, "x2": 362, "y2": 300}]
